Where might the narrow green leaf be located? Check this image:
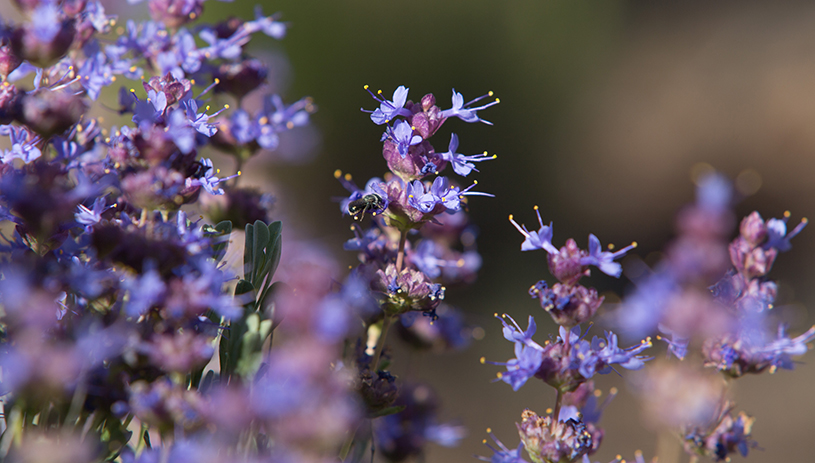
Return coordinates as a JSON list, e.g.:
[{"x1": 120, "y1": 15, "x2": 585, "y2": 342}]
[
  {"x1": 252, "y1": 219, "x2": 271, "y2": 285},
  {"x1": 368, "y1": 405, "x2": 406, "y2": 418},
  {"x1": 243, "y1": 222, "x2": 255, "y2": 280}
]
